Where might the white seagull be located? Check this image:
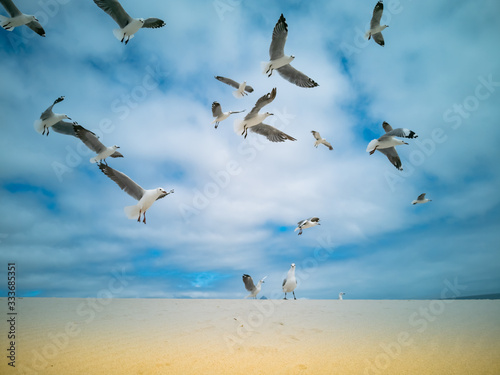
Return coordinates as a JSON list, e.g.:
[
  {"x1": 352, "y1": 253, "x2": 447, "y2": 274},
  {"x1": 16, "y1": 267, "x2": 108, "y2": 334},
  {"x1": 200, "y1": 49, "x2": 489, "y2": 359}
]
[
  {"x1": 242, "y1": 274, "x2": 267, "y2": 299},
  {"x1": 282, "y1": 263, "x2": 297, "y2": 300},
  {"x1": 34, "y1": 96, "x2": 74, "y2": 136},
  {"x1": 412, "y1": 193, "x2": 432, "y2": 205},
  {"x1": 93, "y1": 0, "x2": 165, "y2": 44},
  {"x1": 98, "y1": 163, "x2": 173, "y2": 224},
  {"x1": 0, "y1": 0, "x2": 45, "y2": 36},
  {"x1": 311, "y1": 131, "x2": 333, "y2": 150},
  {"x1": 234, "y1": 88, "x2": 276, "y2": 138},
  {"x1": 366, "y1": 122, "x2": 418, "y2": 170},
  {"x1": 338, "y1": 292, "x2": 345, "y2": 300},
  {"x1": 262, "y1": 14, "x2": 319, "y2": 88},
  {"x1": 211, "y1": 101, "x2": 244, "y2": 129},
  {"x1": 365, "y1": 1, "x2": 388, "y2": 46},
  {"x1": 74, "y1": 125, "x2": 124, "y2": 164},
  {"x1": 214, "y1": 76, "x2": 254, "y2": 98},
  {"x1": 295, "y1": 217, "x2": 320, "y2": 235}
]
